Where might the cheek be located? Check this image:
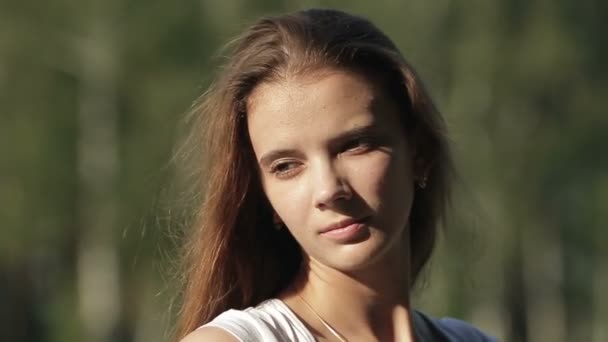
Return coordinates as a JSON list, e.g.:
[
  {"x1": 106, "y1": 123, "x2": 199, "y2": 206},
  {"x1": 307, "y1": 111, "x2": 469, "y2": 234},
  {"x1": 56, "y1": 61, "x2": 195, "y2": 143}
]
[
  {"x1": 385, "y1": 153, "x2": 413, "y2": 196},
  {"x1": 353, "y1": 149, "x2": 414, "y2": 231},
  {"x1": 352, "y1": 151, "x2": 412, "y2": 203},
  {"x1": 382, "y1": 152, "x2": 415, "y2": 225},
  {"x1": 263, "y1": 180, "x2": 311, "y2": 232},
  {"x1": 352, "y1": 163, "x2": 387, "y2": 204}
]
